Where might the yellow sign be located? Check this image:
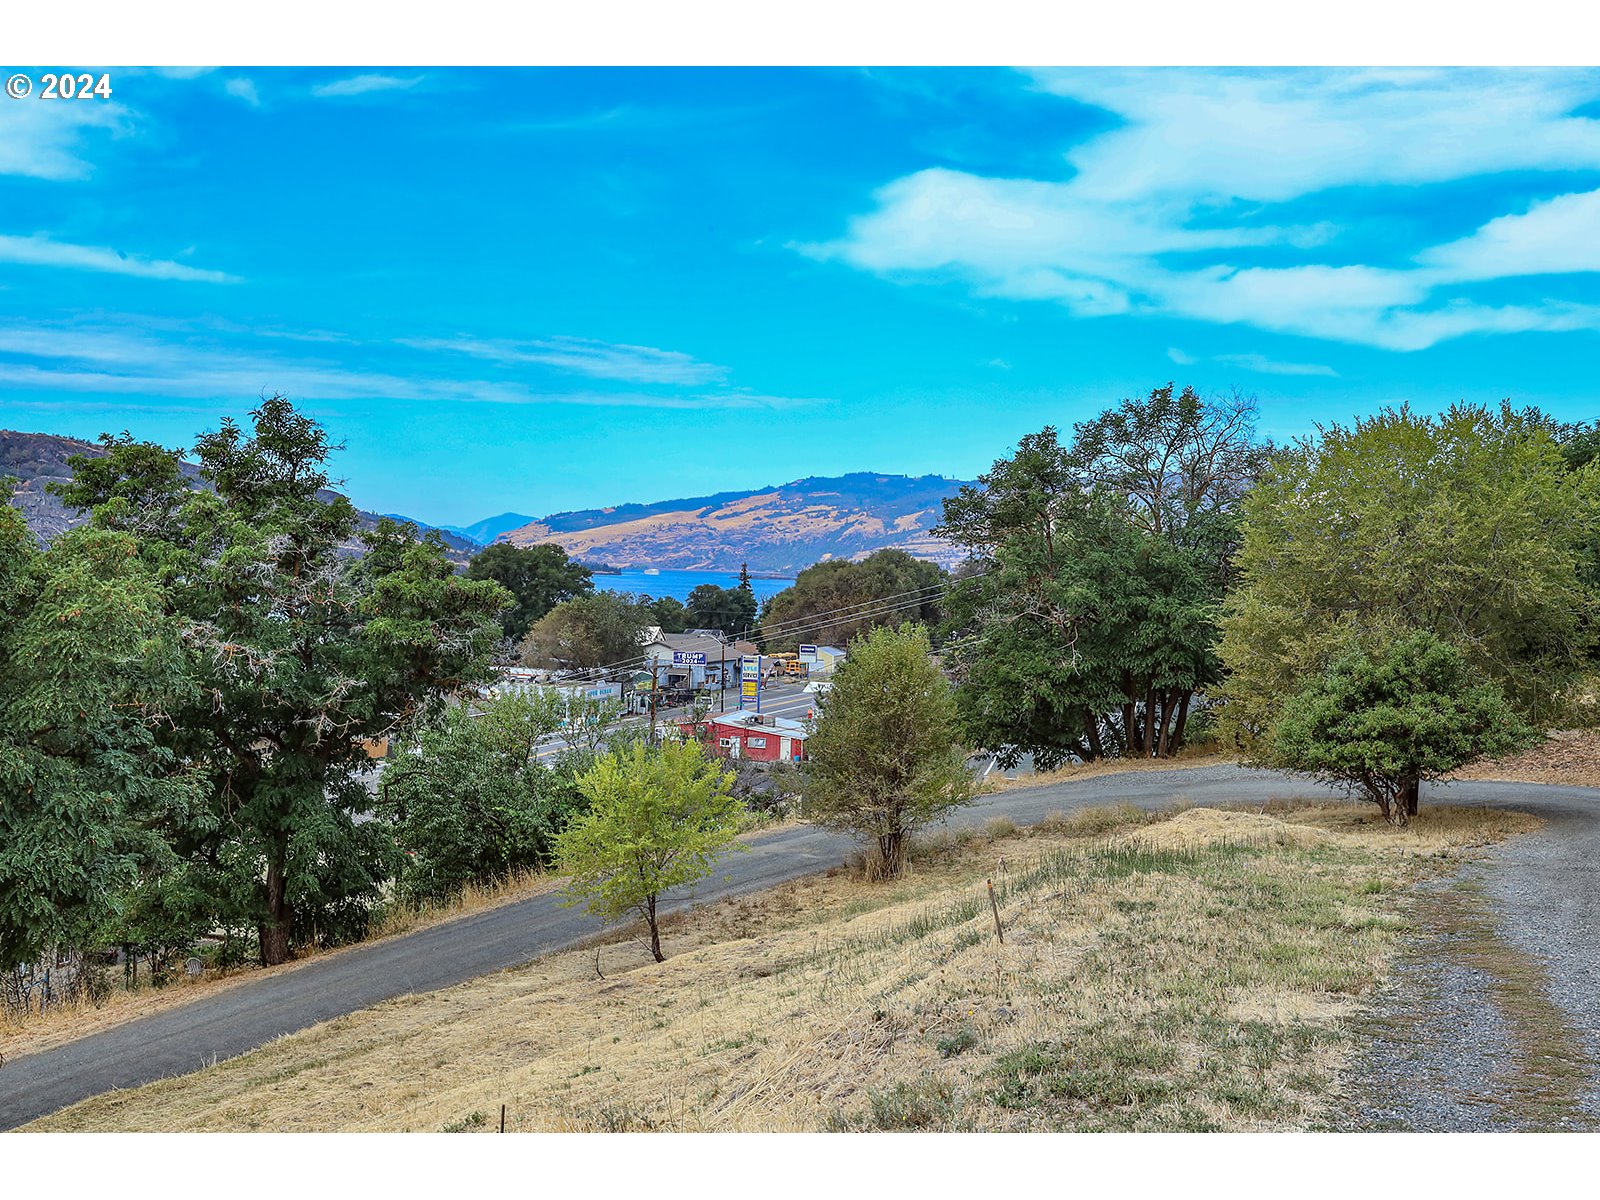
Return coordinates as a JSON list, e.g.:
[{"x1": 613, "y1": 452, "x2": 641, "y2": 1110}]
[{"x1": 741, "y1": 680, "x2": 759, "y2": 699}]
